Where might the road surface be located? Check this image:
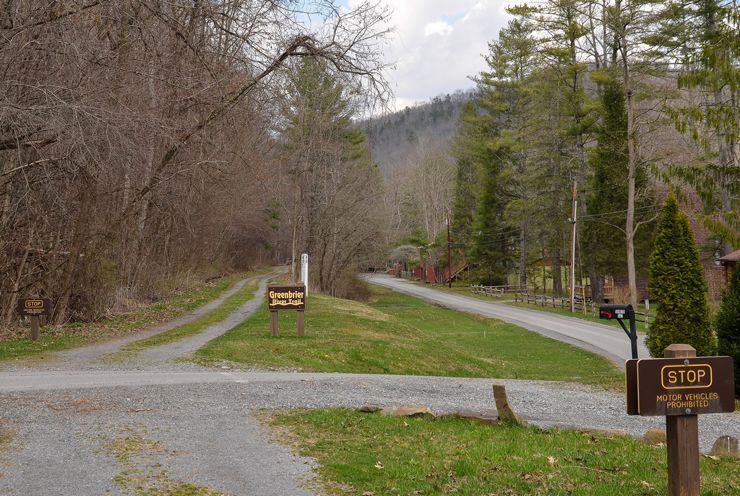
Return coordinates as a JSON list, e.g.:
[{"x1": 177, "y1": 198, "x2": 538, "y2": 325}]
[{"x1": 365, "y1": 274, "x2": 649, "y2": 366}]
